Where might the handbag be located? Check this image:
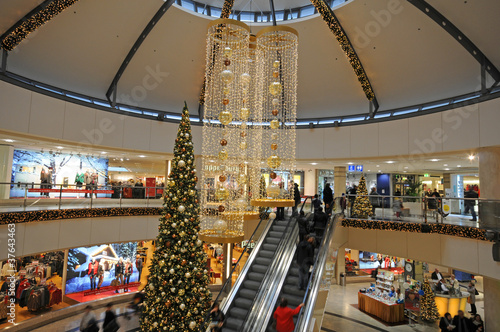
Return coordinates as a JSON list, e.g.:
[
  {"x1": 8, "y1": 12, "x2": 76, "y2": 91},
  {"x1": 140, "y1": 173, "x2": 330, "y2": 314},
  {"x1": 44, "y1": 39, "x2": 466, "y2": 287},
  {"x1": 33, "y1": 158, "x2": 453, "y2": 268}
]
[
  {"x1": 467, "y1": 297, "x2": 472, "y2": 304},
  {"x1": 103, "y1": 318, "x2": 120, "y2": 332}
]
